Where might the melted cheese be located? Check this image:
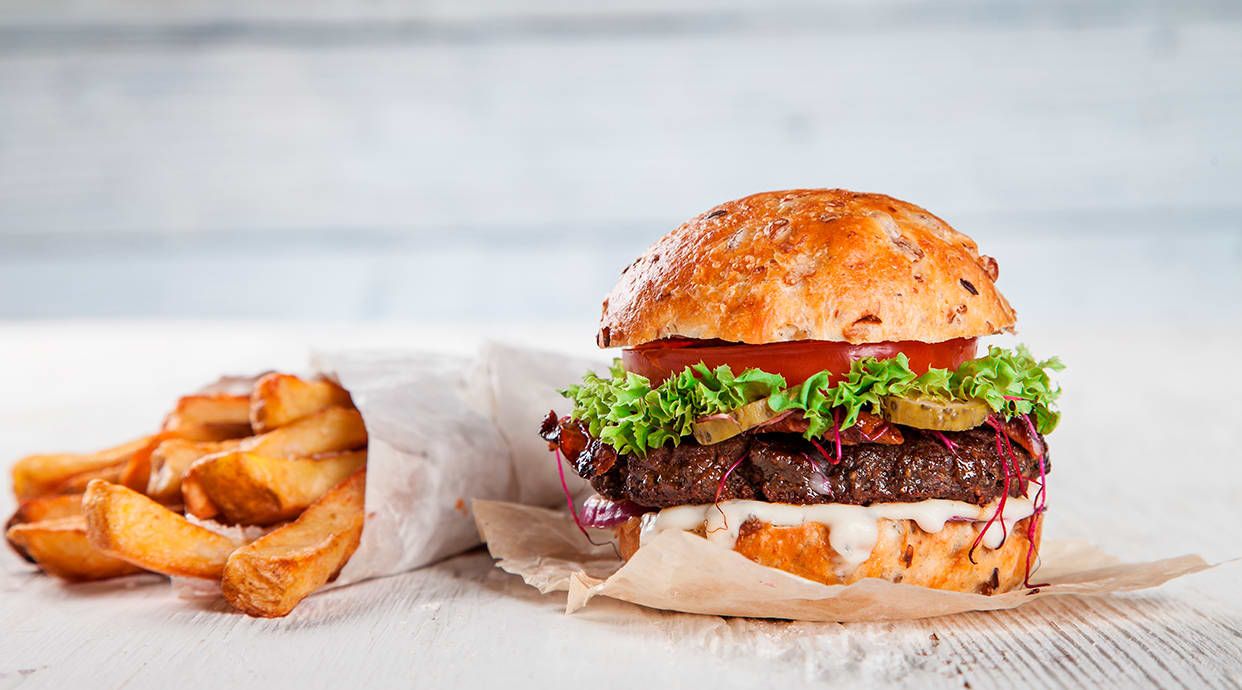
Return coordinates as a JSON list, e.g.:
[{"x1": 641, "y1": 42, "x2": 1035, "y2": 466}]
[{"x1": 639, "y1": 492, "x2": 1039, "y2": 568}]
